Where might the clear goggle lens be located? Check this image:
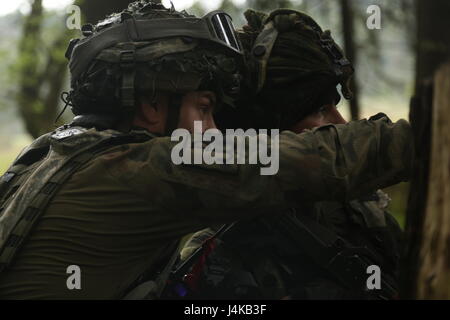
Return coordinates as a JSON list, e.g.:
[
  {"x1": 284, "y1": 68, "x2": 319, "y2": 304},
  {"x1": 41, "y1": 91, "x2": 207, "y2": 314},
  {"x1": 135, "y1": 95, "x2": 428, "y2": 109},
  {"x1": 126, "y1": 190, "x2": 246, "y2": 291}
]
[{"x1": 205, "y1": 11, "x2": 242, "y2": 53}]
